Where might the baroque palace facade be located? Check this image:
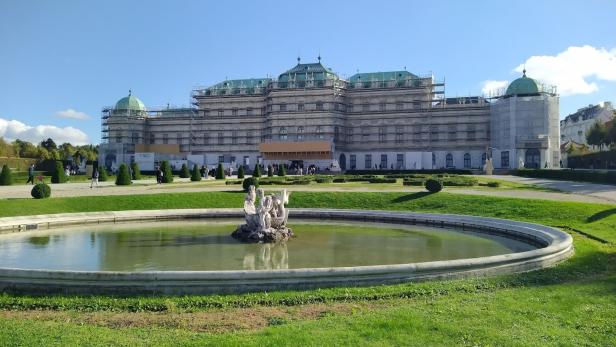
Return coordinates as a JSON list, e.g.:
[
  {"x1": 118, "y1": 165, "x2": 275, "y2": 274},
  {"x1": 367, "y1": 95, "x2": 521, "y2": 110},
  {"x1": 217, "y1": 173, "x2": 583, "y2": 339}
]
[{"x1": 100, "y1": 59, "x2": 560, "y2": 172}]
